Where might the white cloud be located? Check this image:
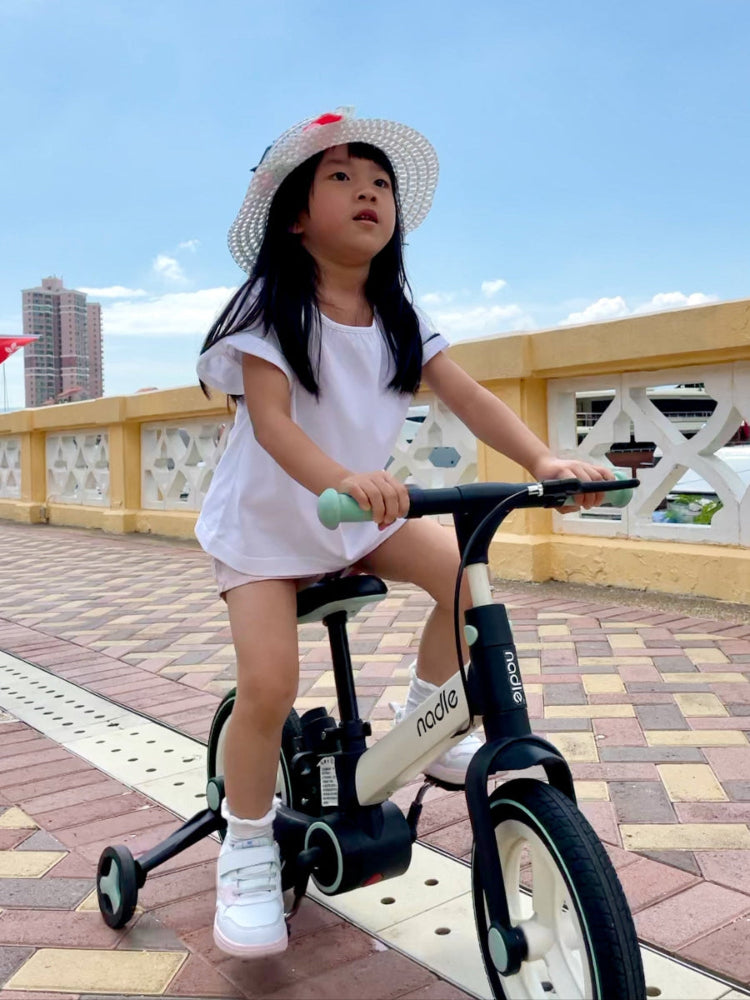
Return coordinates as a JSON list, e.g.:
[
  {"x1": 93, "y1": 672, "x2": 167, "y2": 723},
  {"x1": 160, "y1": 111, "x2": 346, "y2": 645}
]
[
  {"x1": 419, "y1": 284, "x2": 534, "y2": 341},
  {"x1": 431, "y1": 303, "x2": 535, "y2": 341},
  {"x1": 560, "y1": 296, "x2": 629, "y2": 326},
  {"x1": 78, "y1": 286, "x2": 148, "y2": 299},
  {"x1": 632, "y1": 291, "x2": 718, "y2": 314},
  {"x1": 560, "y1": 290, "x2": 718, "y2": 327},
  {"x1": 101, "y1": 287, "x2": 236, "y2": 337},
  {"x1": 178, "y1": 239, "x2": 201, "y2": 252},
  {"x1": 481, "y1": 278, "x2": 507, "y2": 298},
  {"x1": 152, "y1": 254, "x2": 187, "y2": 284},
  {"x1": 420, "y1": 291, "x2": 455, "y2": 307}
]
